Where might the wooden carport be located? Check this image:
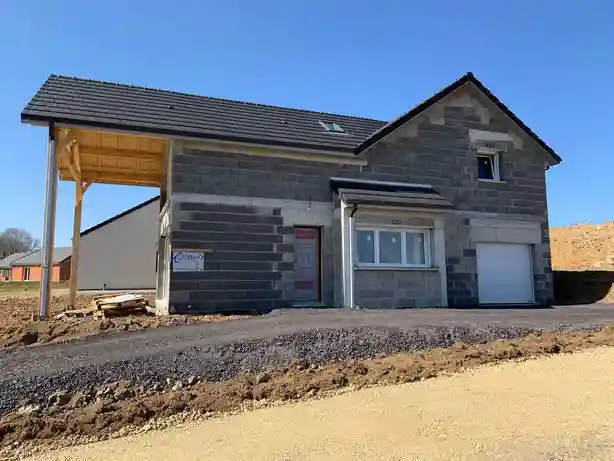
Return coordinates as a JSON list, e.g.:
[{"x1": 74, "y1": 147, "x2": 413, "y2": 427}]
[{"x1": 39, "y1": 126, "x2": 166, "y2": 317}]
